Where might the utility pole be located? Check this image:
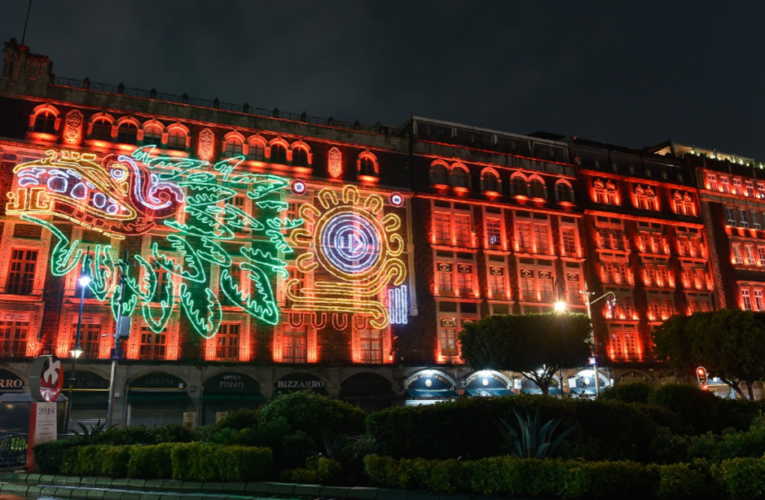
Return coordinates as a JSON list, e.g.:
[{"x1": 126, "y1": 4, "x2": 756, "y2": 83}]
[{"x1": 583, "y1": 282, "x2": 616, "y2": 396}]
